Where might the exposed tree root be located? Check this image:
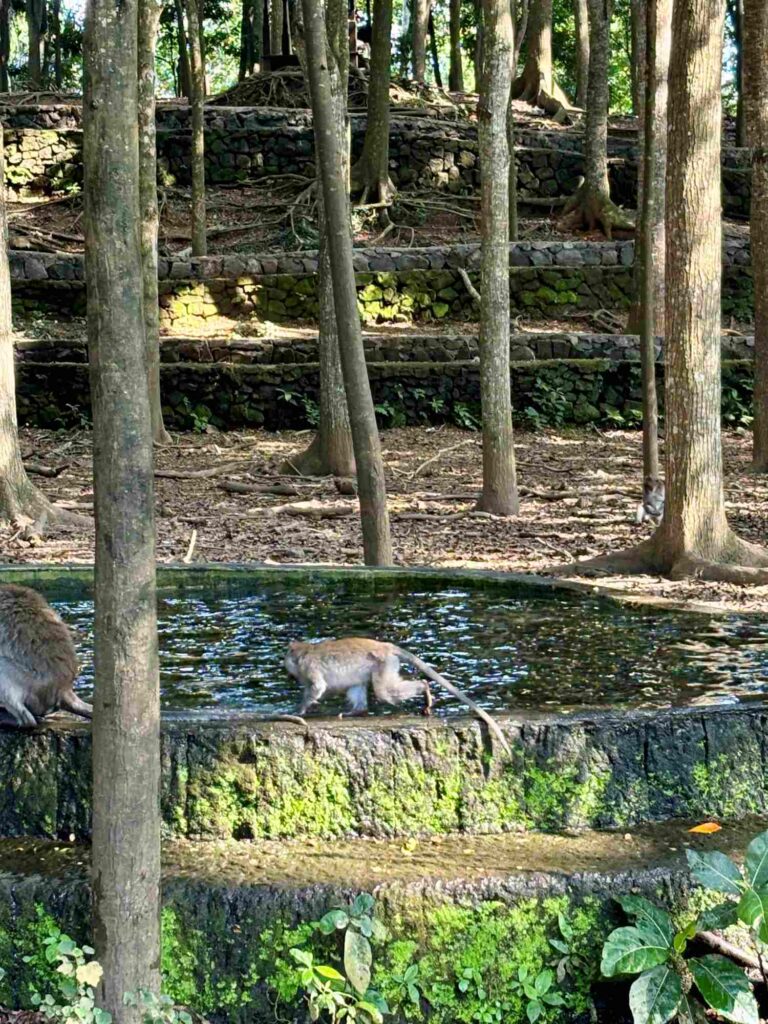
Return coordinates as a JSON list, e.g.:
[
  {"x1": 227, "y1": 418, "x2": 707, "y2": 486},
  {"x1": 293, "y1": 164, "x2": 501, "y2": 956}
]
[
  {"x1": 511, "y1": 67, "x2": 575, "y2": 123},
  {"x1": 350, "y1": 163, "x2": 397, "y2": 208},
  {"x1": 279, "y1": 434, "x2": 355, "y2": 479},
  {"x1": 0, "y1": 479, "x2": 88, "y2": 535},
  {"x1": 559, "y1": 181, "x2": 635, "y2": 239}
]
